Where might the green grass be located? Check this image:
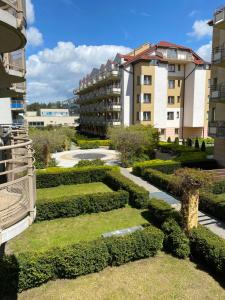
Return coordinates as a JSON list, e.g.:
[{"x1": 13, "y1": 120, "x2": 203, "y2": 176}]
[
  {"x1": 19, "y1": 252, "x2": 225, "y2": 300},
  {"x1": 37, "y1": 182, "x2": 112, "y2": 201},
  {"x1": 9, "y1": 207, "x2": 147, "y2": 254}
]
